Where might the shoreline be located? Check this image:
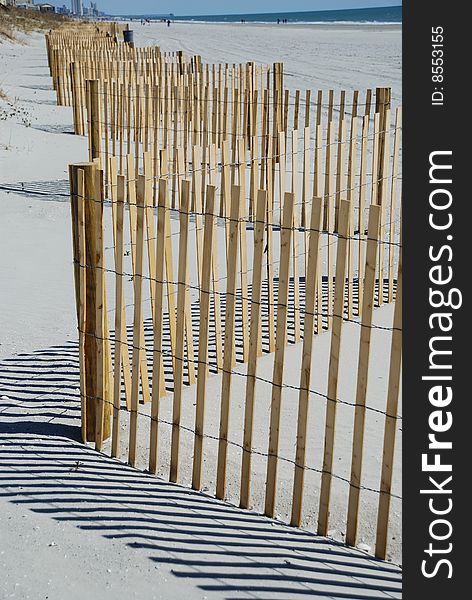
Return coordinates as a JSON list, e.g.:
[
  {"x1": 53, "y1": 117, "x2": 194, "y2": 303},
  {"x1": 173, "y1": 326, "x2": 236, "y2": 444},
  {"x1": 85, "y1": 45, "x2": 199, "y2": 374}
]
[{"x1": 120, "y1": 20, "x2": 402, "y2": 32}]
